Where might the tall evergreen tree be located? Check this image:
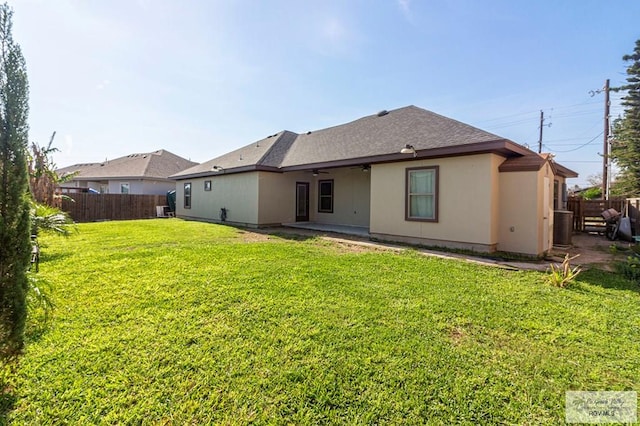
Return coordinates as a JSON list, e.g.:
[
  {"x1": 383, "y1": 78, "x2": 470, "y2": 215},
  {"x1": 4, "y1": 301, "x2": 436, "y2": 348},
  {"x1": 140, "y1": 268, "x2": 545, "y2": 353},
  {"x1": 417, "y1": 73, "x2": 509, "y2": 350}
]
[
  {"x1": 0, "y1": 3, "x2": 31, "y2": 356},
  {"x1": 611, "y1": 39, "x2": 640, "y2": 197}
]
